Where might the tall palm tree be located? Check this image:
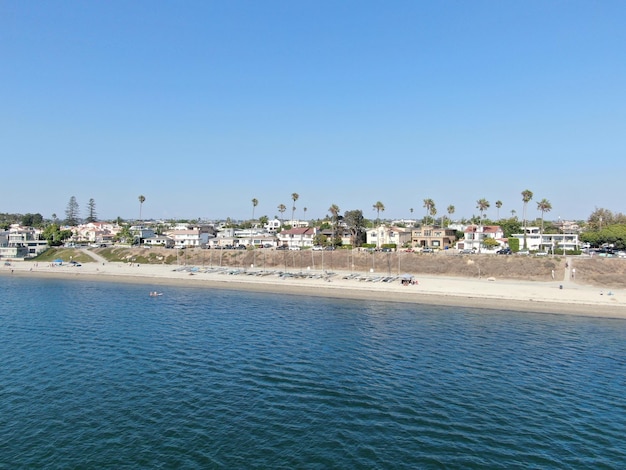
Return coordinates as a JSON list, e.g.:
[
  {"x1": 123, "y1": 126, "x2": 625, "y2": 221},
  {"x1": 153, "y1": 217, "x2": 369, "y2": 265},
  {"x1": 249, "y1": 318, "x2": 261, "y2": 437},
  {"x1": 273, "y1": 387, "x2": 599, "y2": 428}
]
[
  {"x1": 423, "y1": 198, "x2": 435, "y2": 226},
  {"x1": 251, "y1": 198, "x2": 258, "y2": 248},
  {"x1": 447, "y1": 205, "x2": 455, "y2": 226},
  {"x1": 537, "y1": 198, "x2": 552, "y2": 252},
  {"x1": 138, "y1": 195, "x2": 146, "y2": 222},
  {"x1": 521, "y1": 189, "x2": 534, "y2": 249},
  {"x1": 303, "y1": 207, "x2": 307, "y2": 222},
  {"x1": 476, "y1": 198, "x2": 490, "y2": 220},
  {"x1": 291, "y1": 193, "x2": 299, "y2": 224},
  {"x1": 373, "y1": 201, "x2": 385, "y2": 225},
  {"x1": 328, "y1": 204, "x2": 340, "y2": 246},
  {"x1": 495, "y1": 200, "x2": 503, "y2": 220},
  {"x1": 476, "y1": 198, "x2": 490, "y2": 253},
  {"x1": 251, "y1": 198, "x2": 258, "y2": 222},
  {"x1": 277, "y1": 204, "x2": 286, "y2": 225}
]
